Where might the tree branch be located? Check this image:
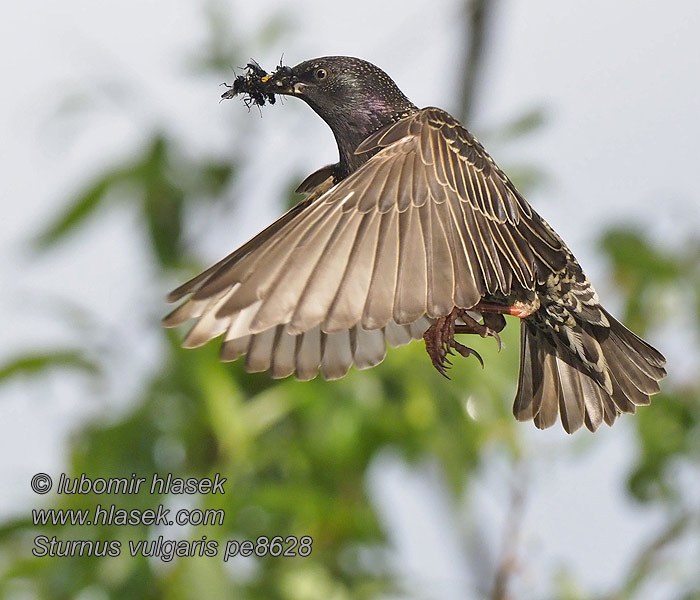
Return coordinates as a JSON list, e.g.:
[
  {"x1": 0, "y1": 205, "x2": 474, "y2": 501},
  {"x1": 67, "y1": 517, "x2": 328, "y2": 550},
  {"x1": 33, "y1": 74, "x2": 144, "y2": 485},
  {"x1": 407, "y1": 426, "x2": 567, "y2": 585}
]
[
  {"x1": 456, "y1": 0, "x2": 499, "y2": 123},
  {"x1": 491, "y1": 464, "x2": 527, "y2": 600}
]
